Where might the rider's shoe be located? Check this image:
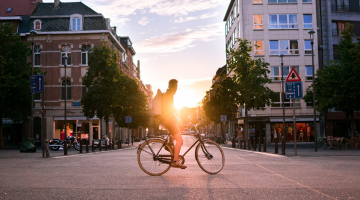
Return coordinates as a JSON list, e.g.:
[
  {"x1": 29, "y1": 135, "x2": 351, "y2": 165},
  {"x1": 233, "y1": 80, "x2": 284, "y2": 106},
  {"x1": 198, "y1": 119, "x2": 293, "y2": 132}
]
[{"x1": 171, "y1": 160, "x2": 187, "y2": 169}]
